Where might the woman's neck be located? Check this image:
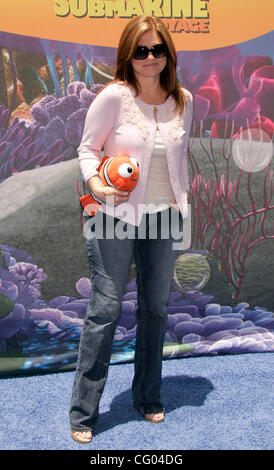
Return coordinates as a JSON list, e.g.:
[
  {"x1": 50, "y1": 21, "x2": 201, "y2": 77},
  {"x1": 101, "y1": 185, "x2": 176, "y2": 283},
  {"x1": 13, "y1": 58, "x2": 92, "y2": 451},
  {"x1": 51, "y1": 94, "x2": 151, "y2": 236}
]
[{"x1": 135, "y1": 77, "x2": 167, "y2": 105}]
